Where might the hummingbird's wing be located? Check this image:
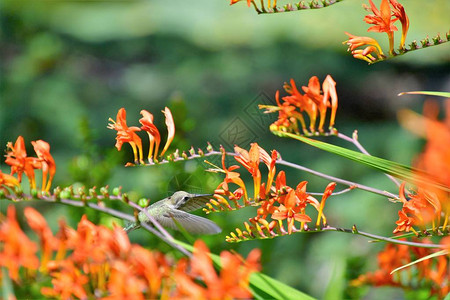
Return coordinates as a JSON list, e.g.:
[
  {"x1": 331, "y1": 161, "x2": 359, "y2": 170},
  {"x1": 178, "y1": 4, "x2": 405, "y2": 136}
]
[
  {"x1": 175, "y1": 194, "x2": 213, "y2": 212},
  {"x1": 153, "y1": 209, "x2": 221, "y2": 235}
]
